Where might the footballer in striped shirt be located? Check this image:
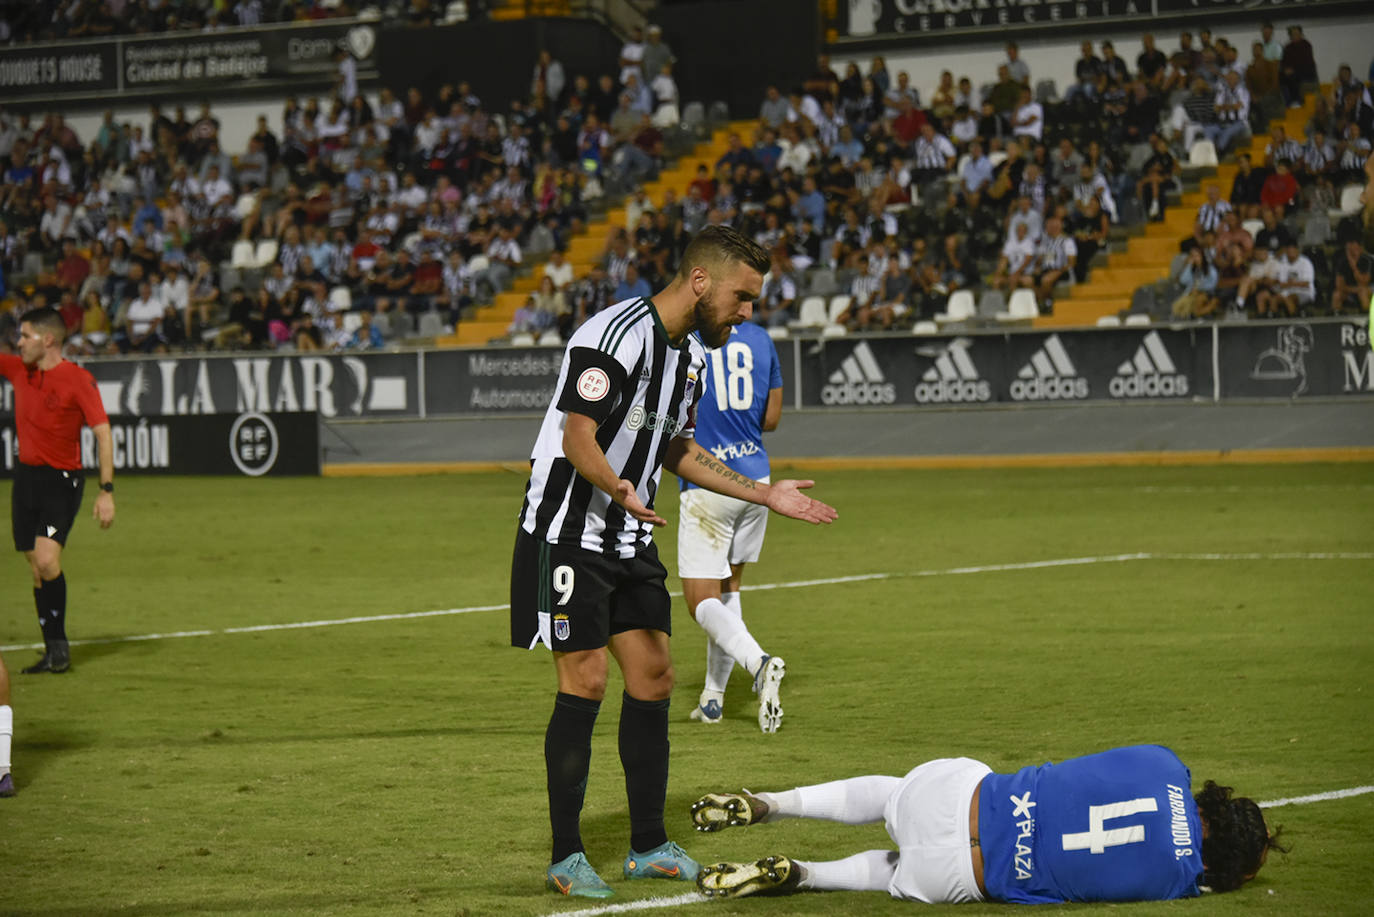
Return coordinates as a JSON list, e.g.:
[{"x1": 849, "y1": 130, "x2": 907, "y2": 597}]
[{"x1": 511, "y1": 226, "x2": 837, "y2": 898}]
